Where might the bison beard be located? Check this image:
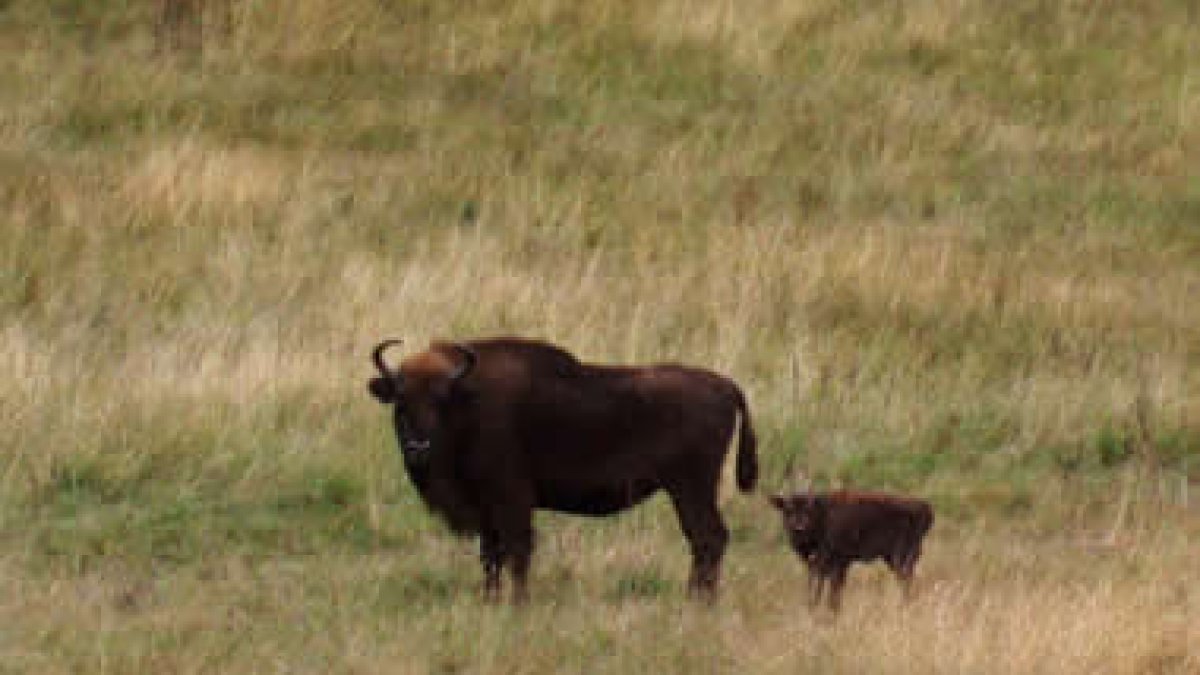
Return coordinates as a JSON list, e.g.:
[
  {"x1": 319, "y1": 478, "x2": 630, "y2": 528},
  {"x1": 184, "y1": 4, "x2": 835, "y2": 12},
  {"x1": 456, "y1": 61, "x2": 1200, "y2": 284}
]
[
  {"x1": 770, "y1": 490, "x2": 933, "y2": 611},
  {"x1": 368, "y1": 337, "x2": 759, "y2": 603}
]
